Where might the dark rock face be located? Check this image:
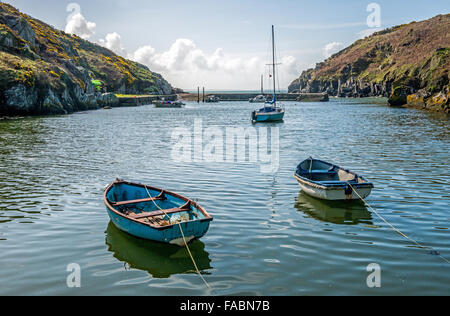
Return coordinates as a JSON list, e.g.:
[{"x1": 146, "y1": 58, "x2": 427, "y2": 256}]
[
  {"x1": 3, "y1": 84, "x2": 38, "y2": 112},
  {"x1": 7, "y1": 16, "x2": 36, "y2": 47},
  {"x1": 288, "y1": 77, "x2": 392, "y2": 98},
  {"x1": 2, "y1": 85, "x2": 121, "y2": 115}
]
